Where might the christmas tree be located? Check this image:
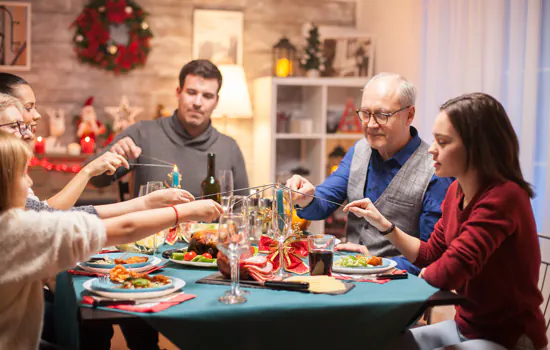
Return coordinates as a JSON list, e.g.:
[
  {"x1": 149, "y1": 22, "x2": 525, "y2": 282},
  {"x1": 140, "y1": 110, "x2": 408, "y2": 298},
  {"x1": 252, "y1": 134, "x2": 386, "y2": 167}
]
[{"x1": 300, "y1": 23, "x2": 325, "y2": 72}]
